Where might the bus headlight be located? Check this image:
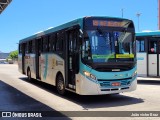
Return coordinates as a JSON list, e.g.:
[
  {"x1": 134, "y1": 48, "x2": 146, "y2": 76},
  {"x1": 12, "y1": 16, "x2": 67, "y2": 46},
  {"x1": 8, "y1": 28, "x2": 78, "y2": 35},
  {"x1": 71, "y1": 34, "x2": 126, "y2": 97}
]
[
  {"x1": 83, "y1": 71, "x2": 97, "y2": 80},
  {"x1": 132, "y1": 71, "x2": 137, "y2": 78}
]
